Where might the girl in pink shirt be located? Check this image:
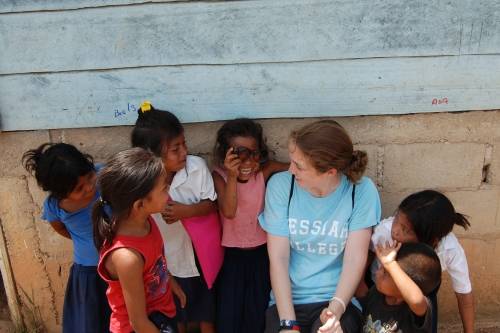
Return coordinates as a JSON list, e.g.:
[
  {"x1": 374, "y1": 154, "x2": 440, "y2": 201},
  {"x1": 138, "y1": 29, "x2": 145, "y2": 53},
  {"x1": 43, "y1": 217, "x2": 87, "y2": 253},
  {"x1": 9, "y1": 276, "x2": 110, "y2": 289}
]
[
  {"x1": 93, "y1": 148, "x2": 185, "y2": 333},
  {"x1": 212, "y1": 118, "x2": 288, "y2": 333}
]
